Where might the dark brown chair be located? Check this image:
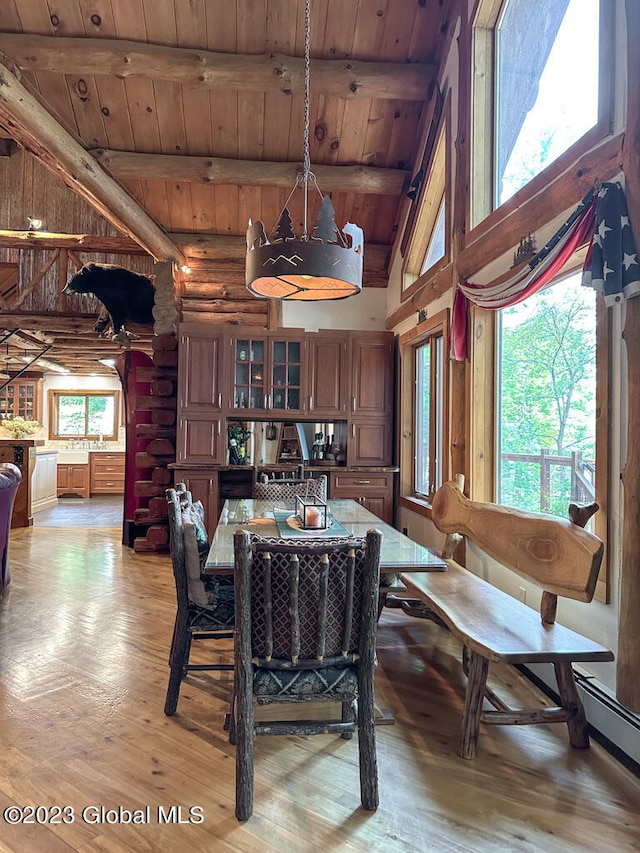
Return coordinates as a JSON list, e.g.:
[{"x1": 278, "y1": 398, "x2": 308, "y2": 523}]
[
  {"x1": 253, "y1": 474, "x2": 327, "y2": 503},
  {"x1": 230, "y1": 527, "x2": 383, "y2": 821},
  {"x1": 164, "y1": 484, "x2": 234, "y2": 716}
]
